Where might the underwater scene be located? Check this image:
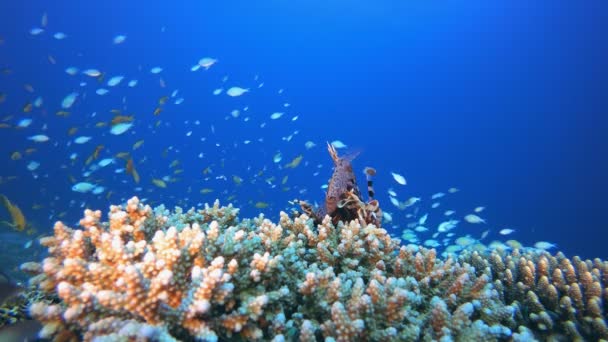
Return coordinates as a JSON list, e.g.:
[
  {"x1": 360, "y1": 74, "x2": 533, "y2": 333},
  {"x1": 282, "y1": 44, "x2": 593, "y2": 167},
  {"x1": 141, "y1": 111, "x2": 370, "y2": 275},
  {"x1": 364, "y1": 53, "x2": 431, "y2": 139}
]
[{"x1": 1, "y1": 0, "x2": 607, "y2": 341}]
